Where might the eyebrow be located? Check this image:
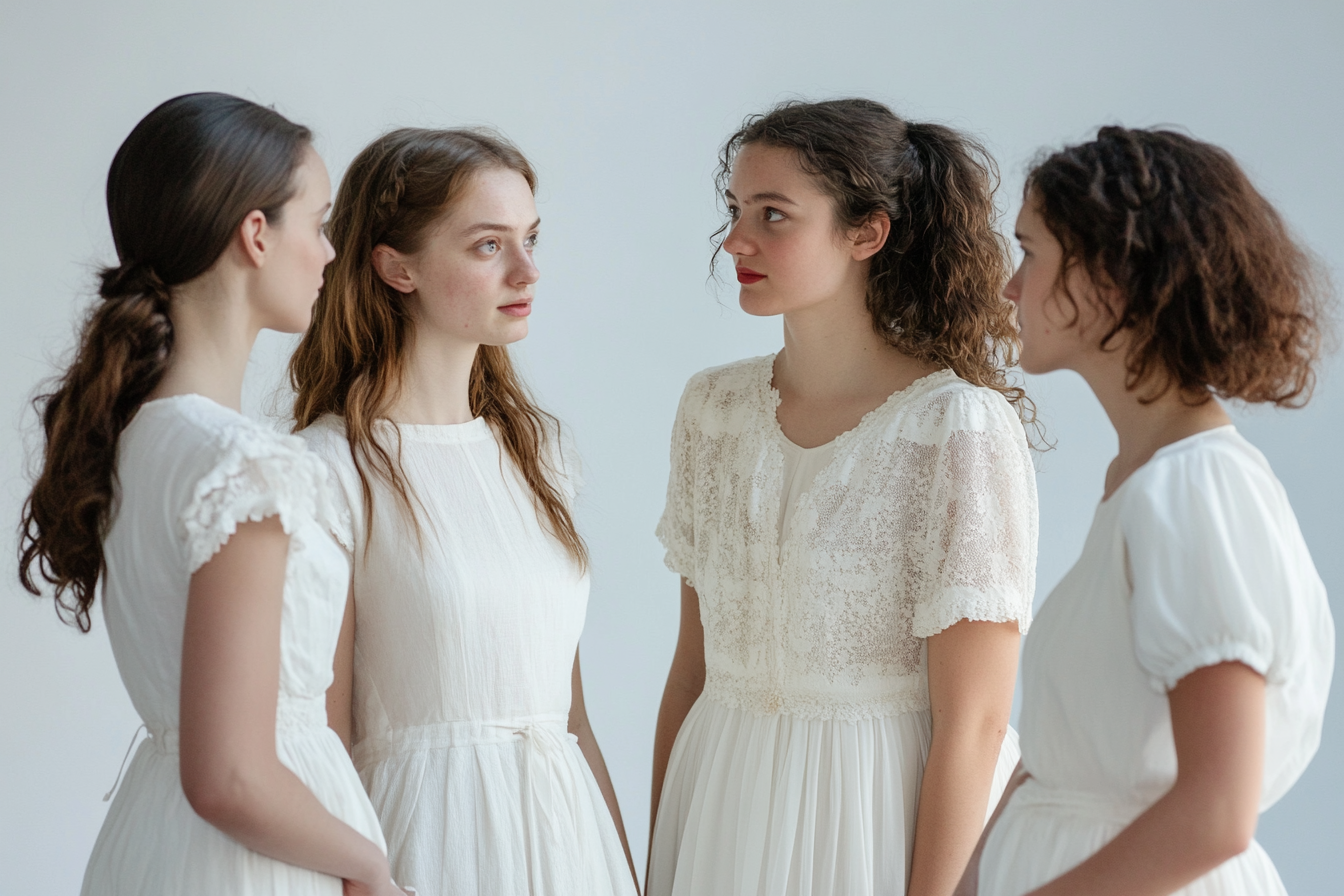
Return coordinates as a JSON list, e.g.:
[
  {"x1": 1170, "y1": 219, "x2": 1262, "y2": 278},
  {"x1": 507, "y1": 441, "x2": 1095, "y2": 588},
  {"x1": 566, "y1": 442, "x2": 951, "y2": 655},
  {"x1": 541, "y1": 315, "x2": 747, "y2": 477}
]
[
  {"x1": 723, "y1": 189, "x2": 798, "y2": 206},
  {"x1": 461, "y1": 217, "x2": 542, "y2": 236}
]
